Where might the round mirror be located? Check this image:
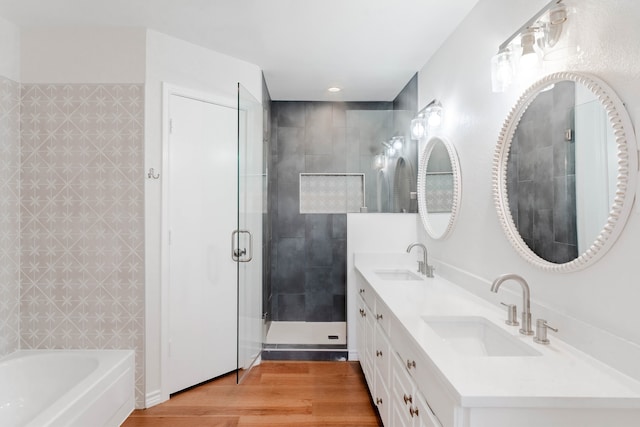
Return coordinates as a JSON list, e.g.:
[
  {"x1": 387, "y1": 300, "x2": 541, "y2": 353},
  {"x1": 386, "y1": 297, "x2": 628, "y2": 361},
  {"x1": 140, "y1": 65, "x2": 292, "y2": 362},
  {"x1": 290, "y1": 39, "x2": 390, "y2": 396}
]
[
  {"x1": 493, "y1": 72, "x2": 637, "y2": 272},
  {"x1": 418, "y1": 137, "x2": 462, "y2": 239}
]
